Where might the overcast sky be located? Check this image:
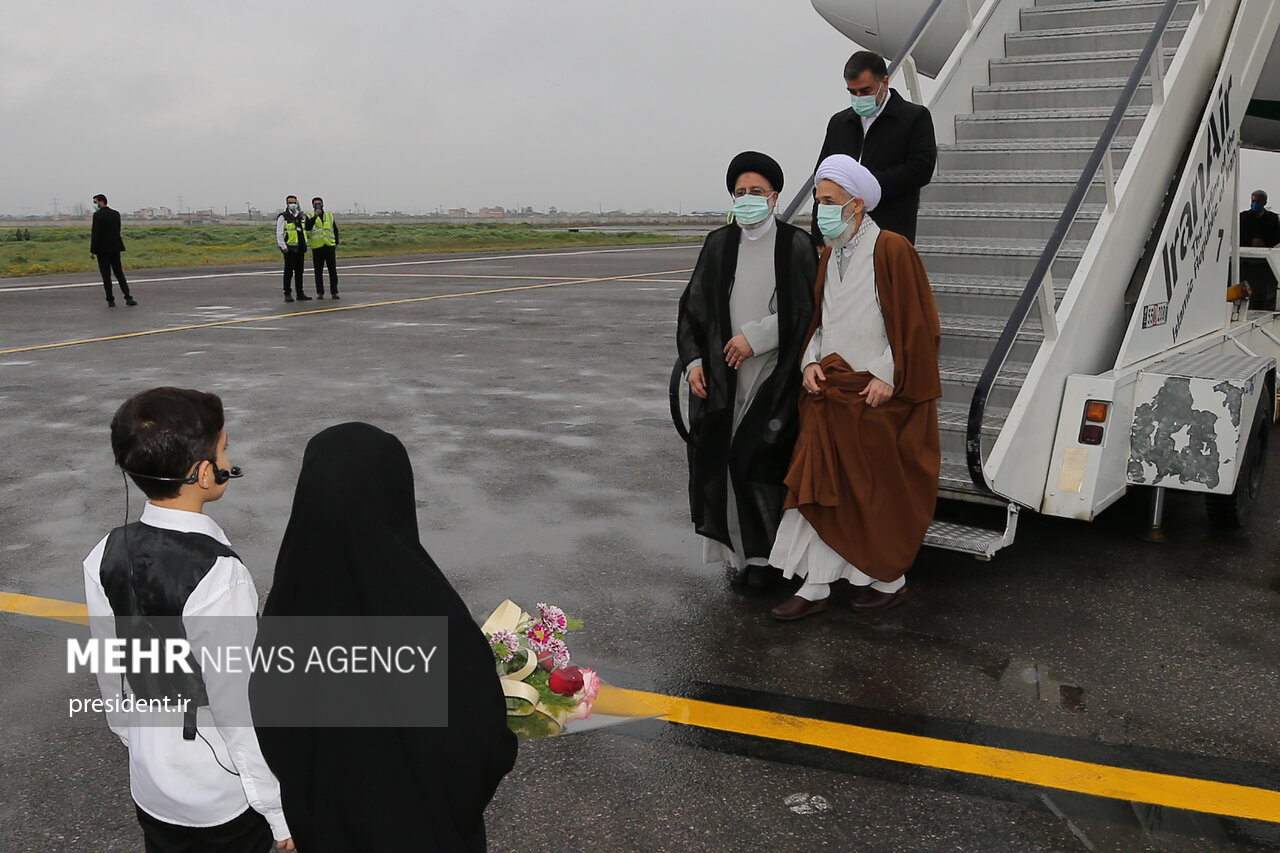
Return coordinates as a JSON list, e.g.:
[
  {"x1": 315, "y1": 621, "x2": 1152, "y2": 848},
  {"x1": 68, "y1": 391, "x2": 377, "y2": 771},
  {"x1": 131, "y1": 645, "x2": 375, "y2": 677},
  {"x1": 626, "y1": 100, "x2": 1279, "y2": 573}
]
[
  {"x1": 1, "y1": 1, "x2": 855, "y2": 216},
  {"x1": 3, "y1": 1, "x2": 1275, "y2": 217}
]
